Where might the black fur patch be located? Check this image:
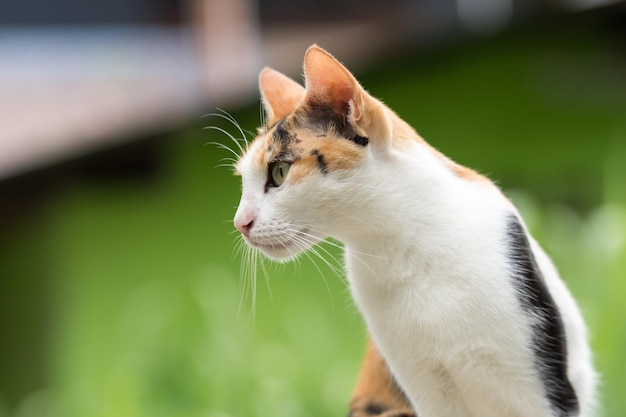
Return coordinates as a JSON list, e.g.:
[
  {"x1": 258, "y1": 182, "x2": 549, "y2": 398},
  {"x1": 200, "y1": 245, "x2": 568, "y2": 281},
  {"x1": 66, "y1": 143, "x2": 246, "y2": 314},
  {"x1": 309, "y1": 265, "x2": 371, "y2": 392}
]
[
  {"x1": 310, "y1": 149, "x2": 328, "y2": 174},
  {"x1": 299, "y1": 99, "x2": 369, "y2": 147},
  {"x1": 351, "y1": 135, "x2": 369, "y2": 146},
  {"x1": 365, "y1": 403, "x2": 388, "y2": 415},
  {"x1": 506, "y1": 216, "x2": 579, "y2": 416},
  {"x1": 304, "y1": 98, "x2": 351, "y2": 133},
  {"x1": 273, "y1": 120, "x2": 300, "y2": 146}
]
